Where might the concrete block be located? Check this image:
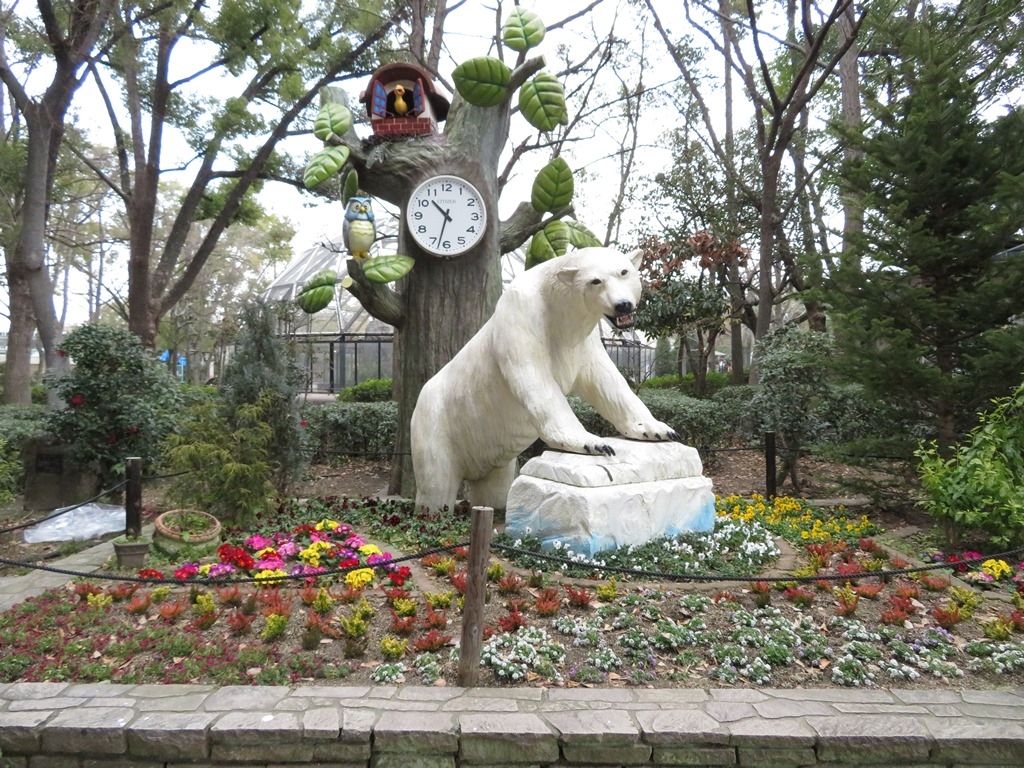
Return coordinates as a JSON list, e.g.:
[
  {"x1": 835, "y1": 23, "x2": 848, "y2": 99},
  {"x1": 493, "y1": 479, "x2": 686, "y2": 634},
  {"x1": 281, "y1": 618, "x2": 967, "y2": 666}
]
[{"x1": 459, "y1": 712, "x2": 559, "y2": 764}]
